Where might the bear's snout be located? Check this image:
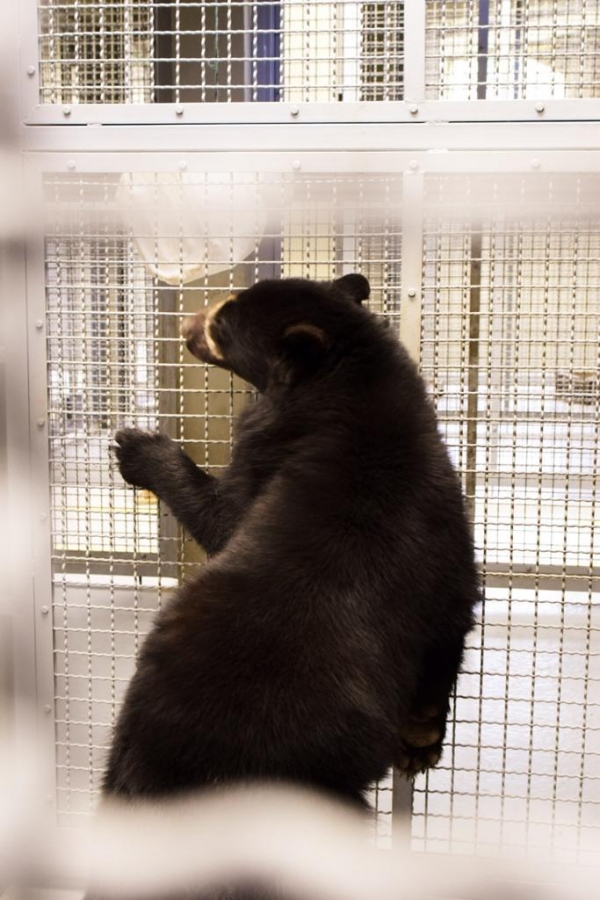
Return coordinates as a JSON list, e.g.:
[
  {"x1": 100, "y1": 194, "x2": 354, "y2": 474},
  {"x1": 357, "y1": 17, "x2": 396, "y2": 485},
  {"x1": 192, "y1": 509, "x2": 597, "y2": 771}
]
[
  {"x1": 180, "y1": 312, "x2": 210, "y2": 361},
  {"x1": 180, "y1": 312, "x2": 206, "y2": 343},
  {"x1": 181, "y1": 311, "x2": 226, "y2": 365}
]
